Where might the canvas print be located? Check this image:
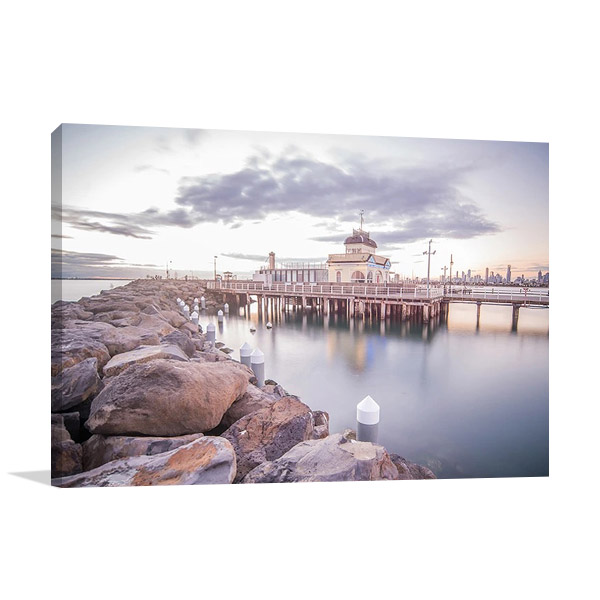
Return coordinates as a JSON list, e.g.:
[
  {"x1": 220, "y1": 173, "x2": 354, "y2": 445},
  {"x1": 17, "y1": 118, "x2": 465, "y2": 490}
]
[{"x1": 51, "y1": 125, "x2": 549, "y2": 487}]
